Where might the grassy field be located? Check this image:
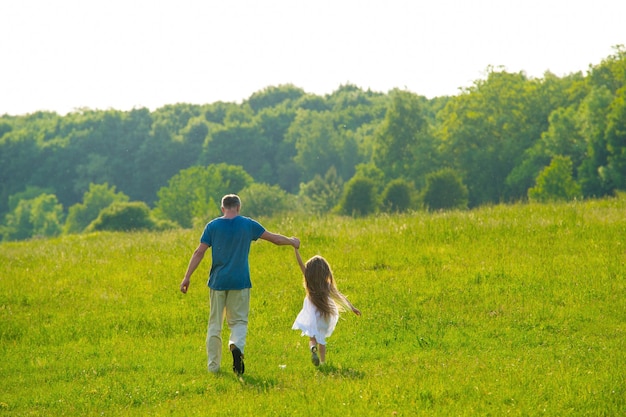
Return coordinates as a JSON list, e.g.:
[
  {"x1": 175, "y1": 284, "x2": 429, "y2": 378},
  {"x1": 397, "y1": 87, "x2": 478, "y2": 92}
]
[{"x1": 1, "y1": 197, "x2": 625, "y2": 416}]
